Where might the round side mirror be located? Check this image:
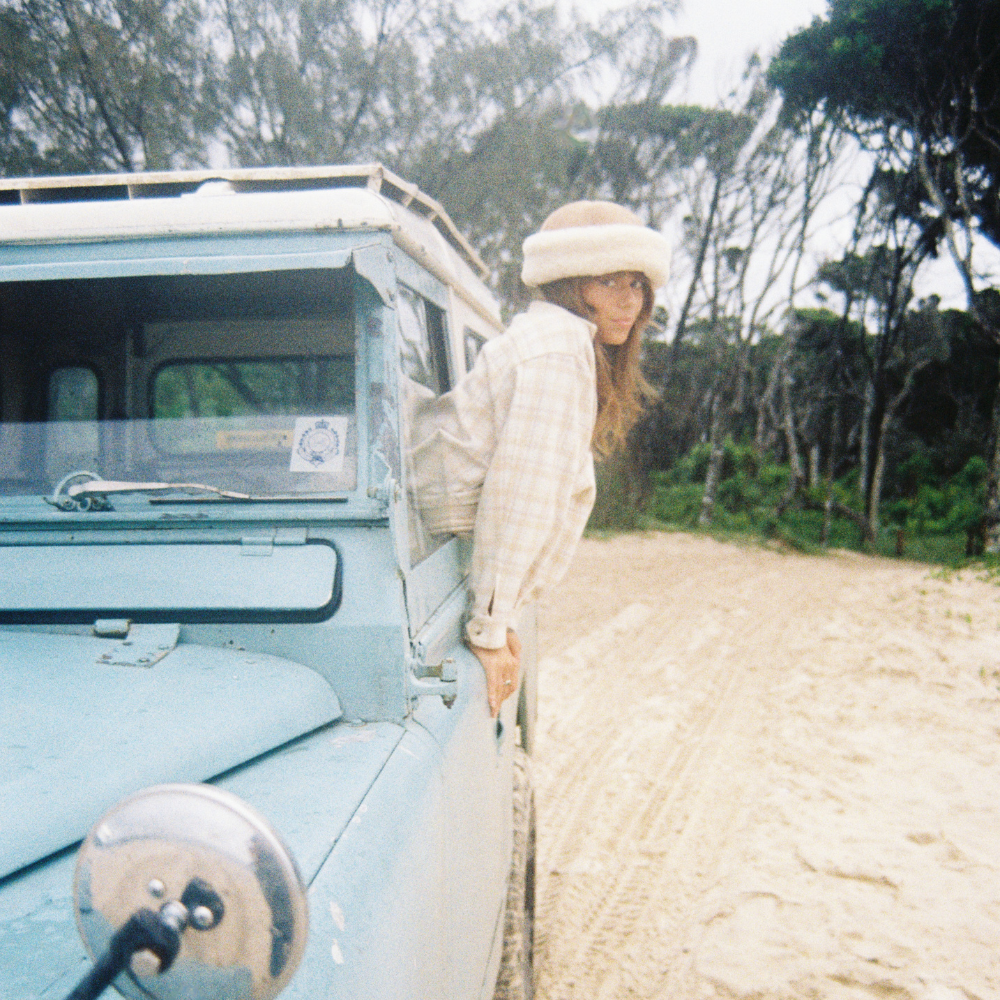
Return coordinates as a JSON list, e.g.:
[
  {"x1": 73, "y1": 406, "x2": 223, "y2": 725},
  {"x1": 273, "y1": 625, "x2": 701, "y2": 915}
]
[{"x1": 73, "y1": 783, "x2": 308, "y2": 1000}]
